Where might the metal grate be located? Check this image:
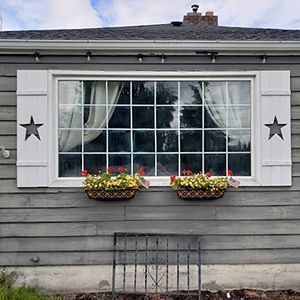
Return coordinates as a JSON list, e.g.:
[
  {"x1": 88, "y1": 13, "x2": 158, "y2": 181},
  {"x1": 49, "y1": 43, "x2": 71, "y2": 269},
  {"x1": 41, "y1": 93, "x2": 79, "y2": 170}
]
[{"x1": 112, "y1": 233, "x2": 202, "y2": 299}]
